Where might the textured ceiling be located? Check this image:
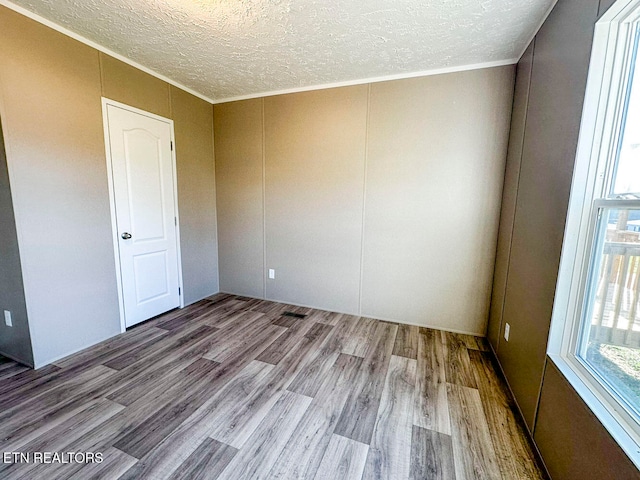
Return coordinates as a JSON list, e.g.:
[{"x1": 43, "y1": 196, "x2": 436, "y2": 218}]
[{"x1": 7, "y1": 0, "x2": 555, "y2": 102}]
